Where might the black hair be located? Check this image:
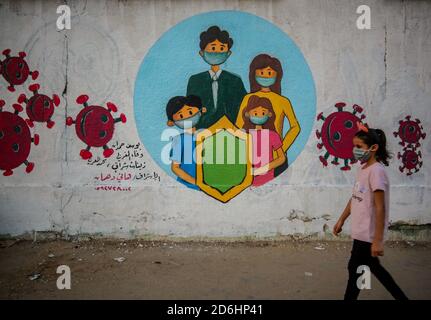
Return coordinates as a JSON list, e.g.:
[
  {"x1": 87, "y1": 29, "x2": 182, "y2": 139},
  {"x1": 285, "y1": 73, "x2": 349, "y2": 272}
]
[
  {"x1": 166, "y1": 95, "x2": 202, "y2": 121},
  {"x1": 199, "y1": 26, "x2": 233, "y2": 50},
  {"x1": 354, "y1": 128, "x2": 392, "y2": 166}
]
